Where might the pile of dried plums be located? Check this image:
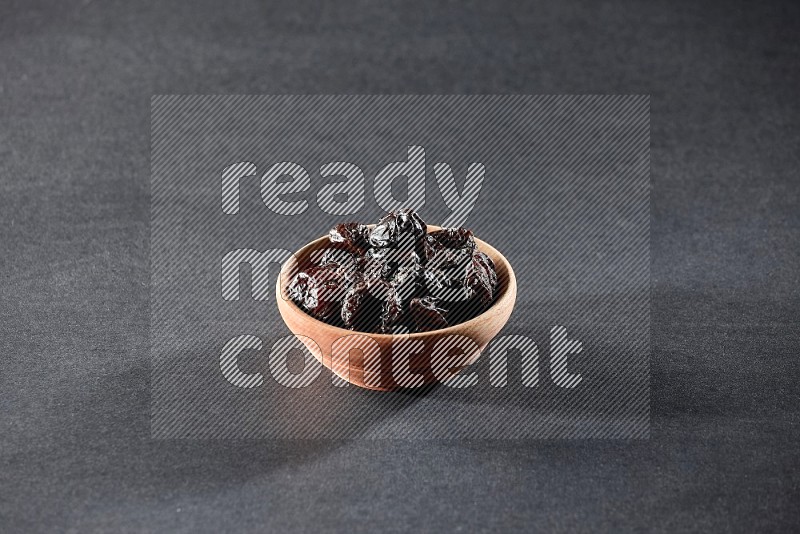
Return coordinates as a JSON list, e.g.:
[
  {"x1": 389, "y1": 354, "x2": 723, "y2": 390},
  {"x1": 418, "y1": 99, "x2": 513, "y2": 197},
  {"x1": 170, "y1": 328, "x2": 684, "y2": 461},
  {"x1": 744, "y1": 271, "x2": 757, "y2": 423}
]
[{"x1": 287, "y1": 209, "x2": 499, "y2": 333}]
